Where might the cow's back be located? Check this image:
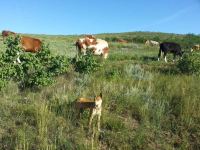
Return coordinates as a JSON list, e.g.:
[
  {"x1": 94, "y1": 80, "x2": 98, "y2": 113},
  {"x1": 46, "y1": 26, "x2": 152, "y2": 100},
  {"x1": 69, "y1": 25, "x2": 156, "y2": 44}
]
[
  {"x1": 160, "y1": 42, "x2": 181, "y2": 53},
  {"x1": 21, "y1": 36, "x2": 42, "y2": 52}
]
